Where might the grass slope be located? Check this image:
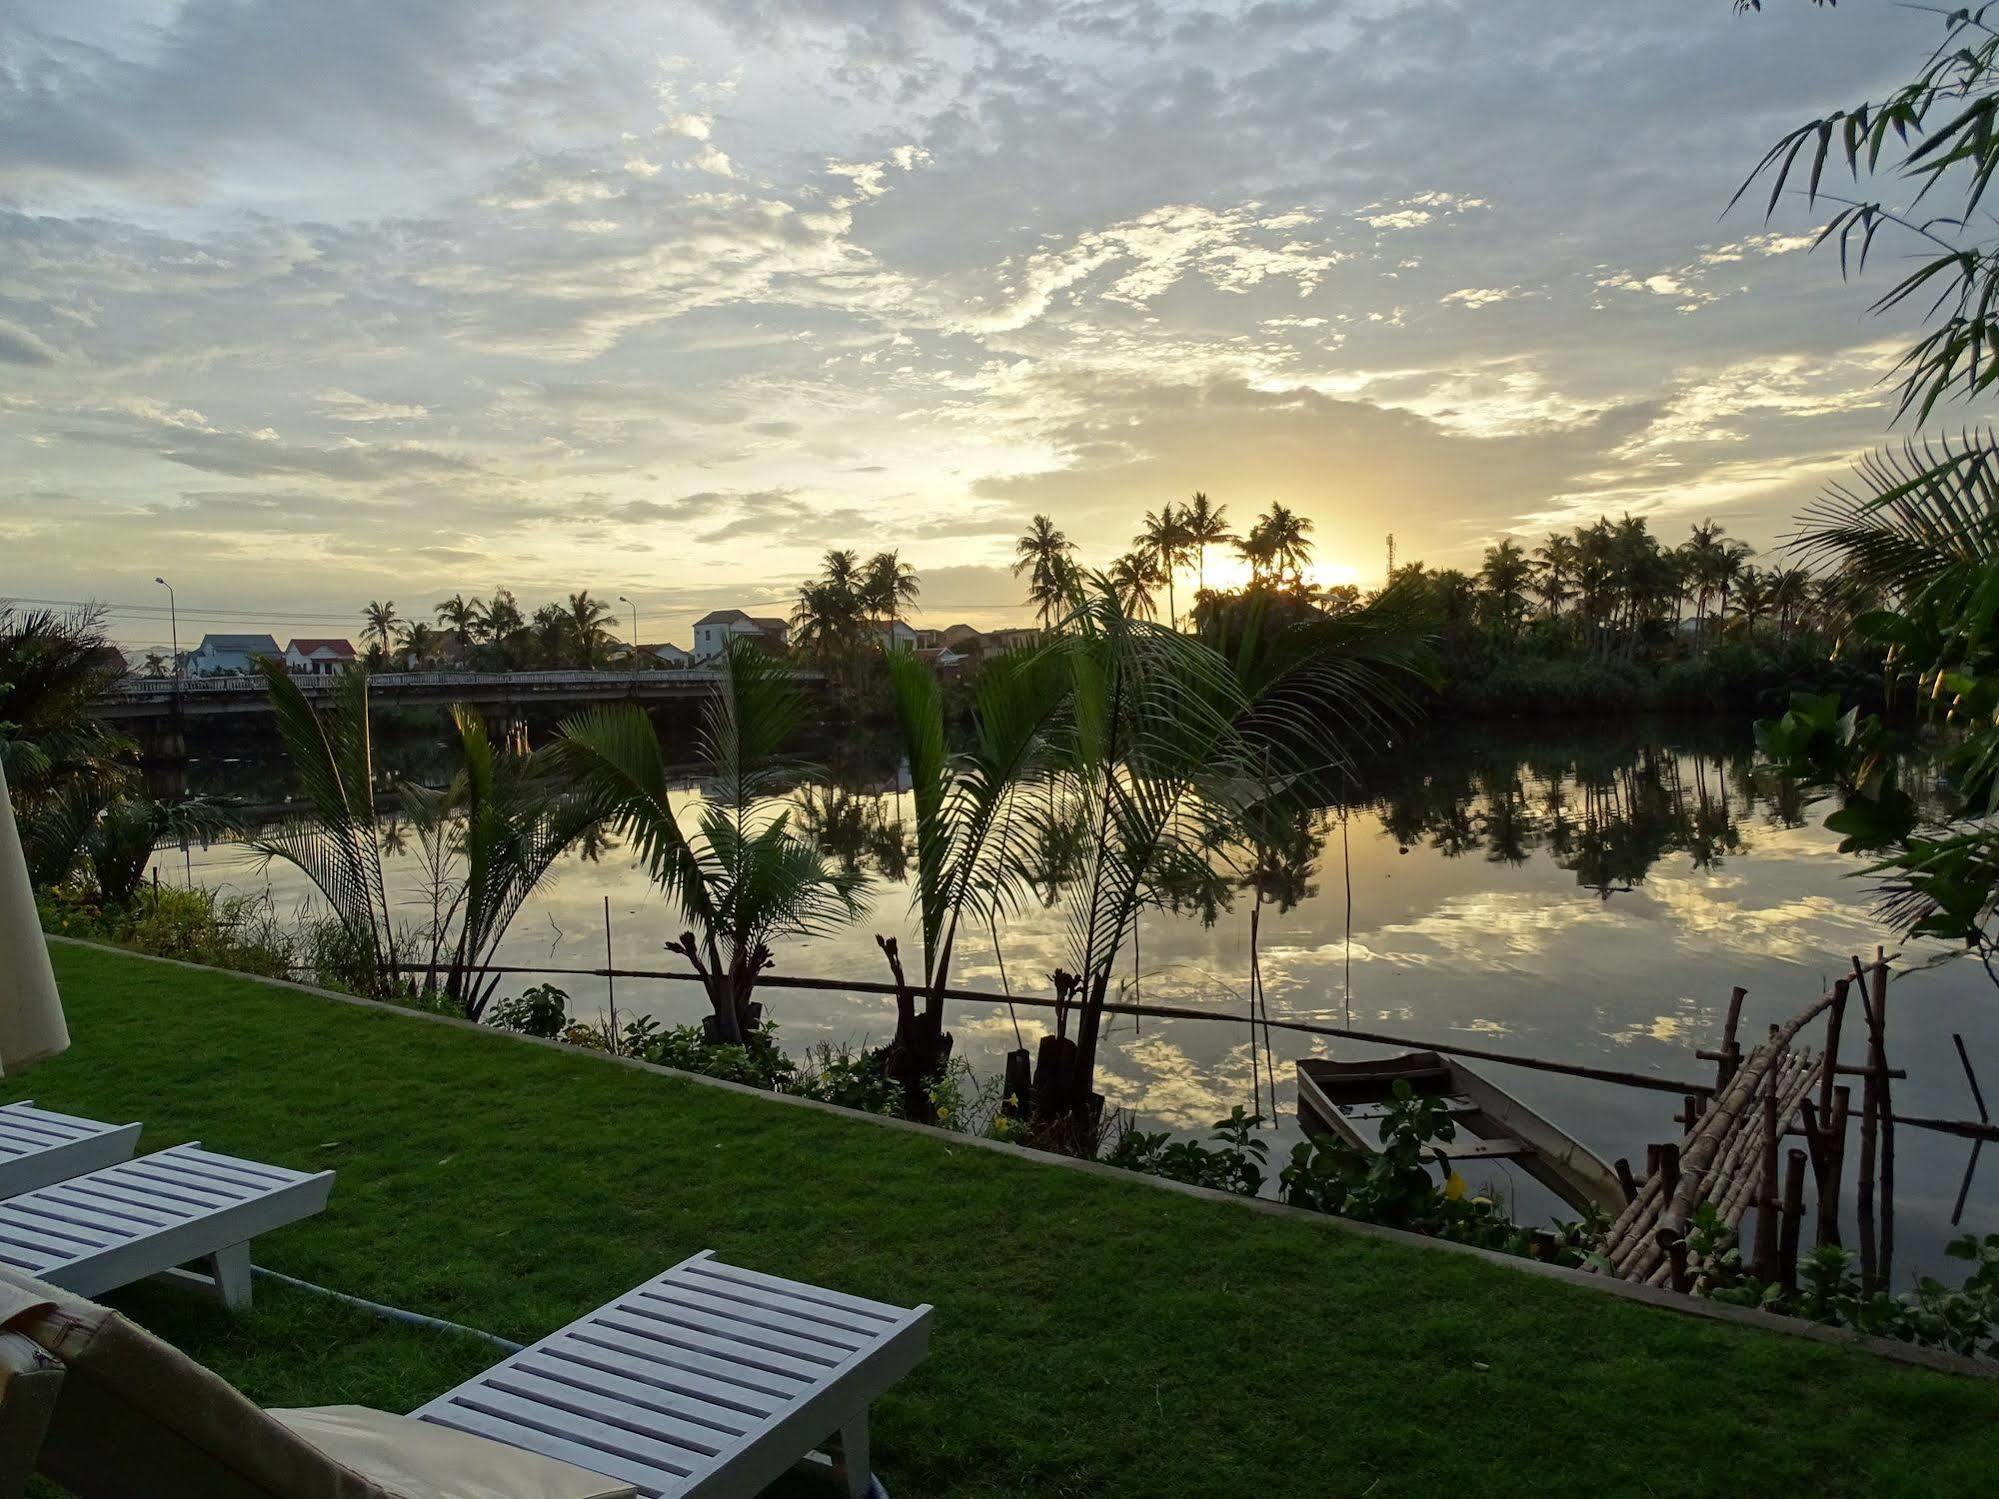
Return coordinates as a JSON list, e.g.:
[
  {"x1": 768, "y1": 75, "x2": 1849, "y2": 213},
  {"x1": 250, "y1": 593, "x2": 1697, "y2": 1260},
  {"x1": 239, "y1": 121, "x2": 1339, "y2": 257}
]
[{"x1": 12, "y1": 942, "x2": 1999, "y2": 1497}]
